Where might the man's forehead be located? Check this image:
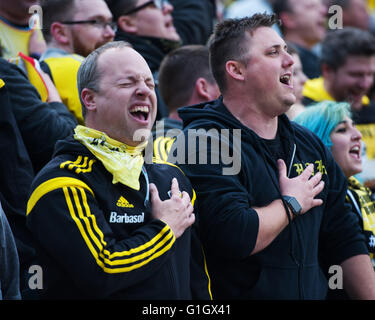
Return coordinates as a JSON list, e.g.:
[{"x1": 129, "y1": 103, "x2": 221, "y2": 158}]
[
  {"x1": 342, "y1": 55, "x2": 375, "y2": 68},
  {"x1": 98, "y1": 47, "x2": 152, "y2": 77},
  {"x1": 73, "y1": 0, "x2": 112, "y2": 19},
  {"x1": 99, "y1": 46, "x2": 141, "y2": 61},
  {"x1": 289, "y1": 0, "x2": 321, "y2": 9},
  {"x1": 250, "y1": 27, "x2": 285, "y2": 47}
]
